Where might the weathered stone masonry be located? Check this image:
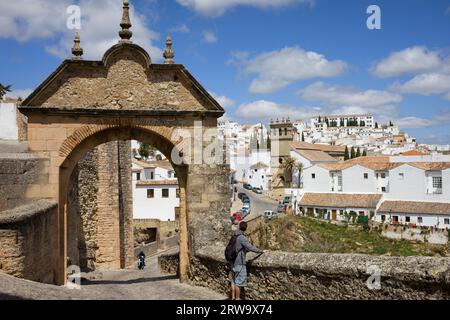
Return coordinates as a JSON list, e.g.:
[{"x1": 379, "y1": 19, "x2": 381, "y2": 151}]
[
  {"x1": 0, "y1": 200, "x2": 58, "y2": 284},
  {"x1": 159, "y1": 247, "x2": 450, "y2": 300},
  {"x1": 67, "y1": 141, "x2": 133, "y2": 271}
]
